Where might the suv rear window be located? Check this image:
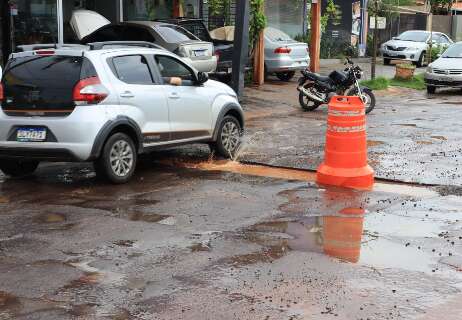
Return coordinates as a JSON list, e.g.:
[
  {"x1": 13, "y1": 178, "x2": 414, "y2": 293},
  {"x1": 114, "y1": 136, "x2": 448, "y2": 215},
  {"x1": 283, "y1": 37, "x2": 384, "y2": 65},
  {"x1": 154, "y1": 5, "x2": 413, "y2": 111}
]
[{"x1": 2, "y1": 55, "x2": 96, "y2": 113}]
